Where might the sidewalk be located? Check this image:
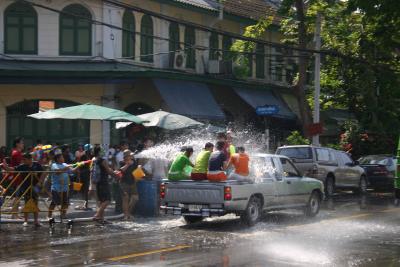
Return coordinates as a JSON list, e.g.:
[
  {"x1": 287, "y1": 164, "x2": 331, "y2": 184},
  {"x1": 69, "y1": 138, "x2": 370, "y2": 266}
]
[{"x1": 0, "y1": 198, "x2": 123, "y2": 223}]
